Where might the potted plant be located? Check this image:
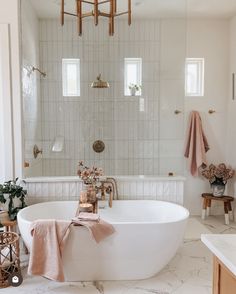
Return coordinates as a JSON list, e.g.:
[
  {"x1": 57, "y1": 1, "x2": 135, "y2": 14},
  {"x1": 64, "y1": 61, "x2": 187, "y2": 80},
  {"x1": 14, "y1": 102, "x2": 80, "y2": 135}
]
[
  {"x1": 201, "y1": 163, "x2": 235, "y2": 197},
  {"x1": 128, "y1": 83, "x2": 141, "y2": 96},
  {"x1": 0, "y1": 178, "x2": 27, "y2": 220}
]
